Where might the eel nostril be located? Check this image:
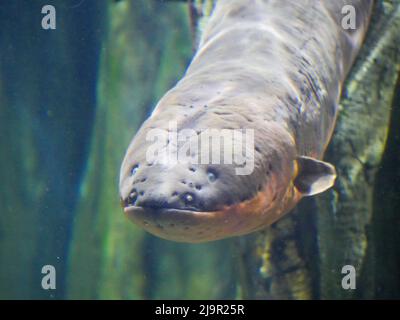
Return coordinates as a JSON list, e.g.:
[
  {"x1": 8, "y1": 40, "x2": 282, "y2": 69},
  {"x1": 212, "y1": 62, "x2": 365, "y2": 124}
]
[
  {"x1": 128, "y1": 189, "x2": 138, "y2": 205},
  {"x1": 130, "y1": 164, "x2": 139, "y2": 176}
]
